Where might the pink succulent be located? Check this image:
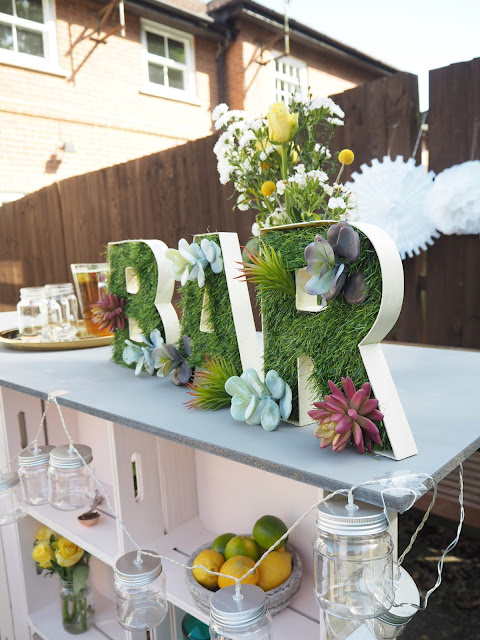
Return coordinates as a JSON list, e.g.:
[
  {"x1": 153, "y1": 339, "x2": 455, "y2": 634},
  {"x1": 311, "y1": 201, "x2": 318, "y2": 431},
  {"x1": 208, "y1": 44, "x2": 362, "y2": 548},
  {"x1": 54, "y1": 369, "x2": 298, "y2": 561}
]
[
  {"x1": 308, "y1": 377, "x2": 384, "y2": 454},
  {"x1": 91, "y1": 293, "x2": 126, "y2": 331}
]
